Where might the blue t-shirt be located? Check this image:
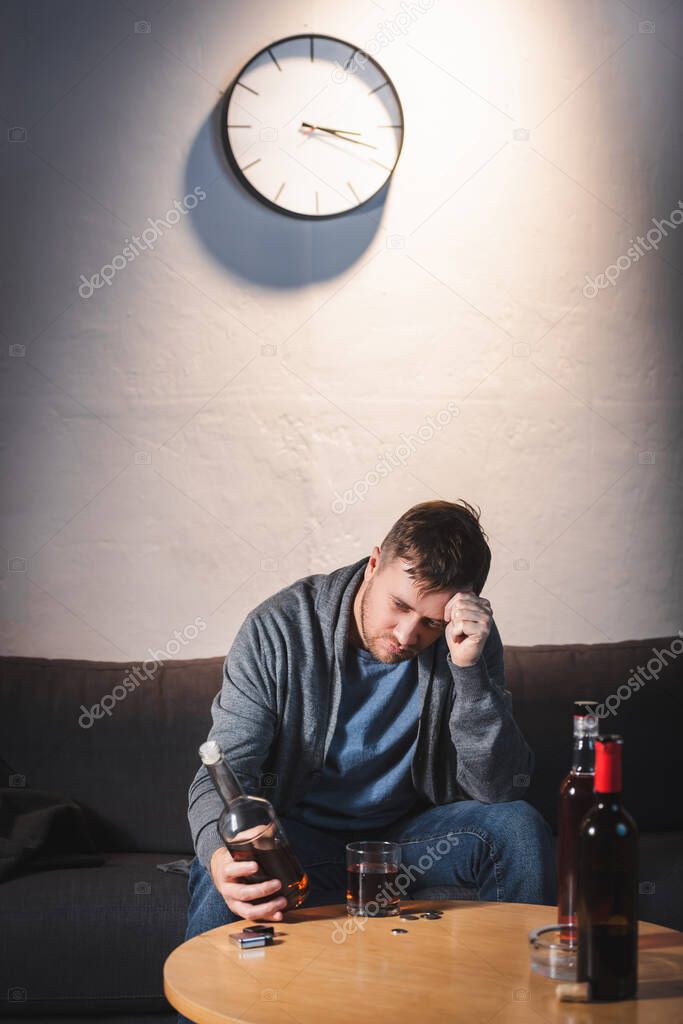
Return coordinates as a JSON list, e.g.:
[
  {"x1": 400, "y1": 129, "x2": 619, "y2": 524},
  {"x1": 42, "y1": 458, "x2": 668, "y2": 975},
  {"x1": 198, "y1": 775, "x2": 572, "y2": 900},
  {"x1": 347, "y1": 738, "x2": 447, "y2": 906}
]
[{"x1": 287, "y1": 642, "x2": 421, "y2": 830}]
